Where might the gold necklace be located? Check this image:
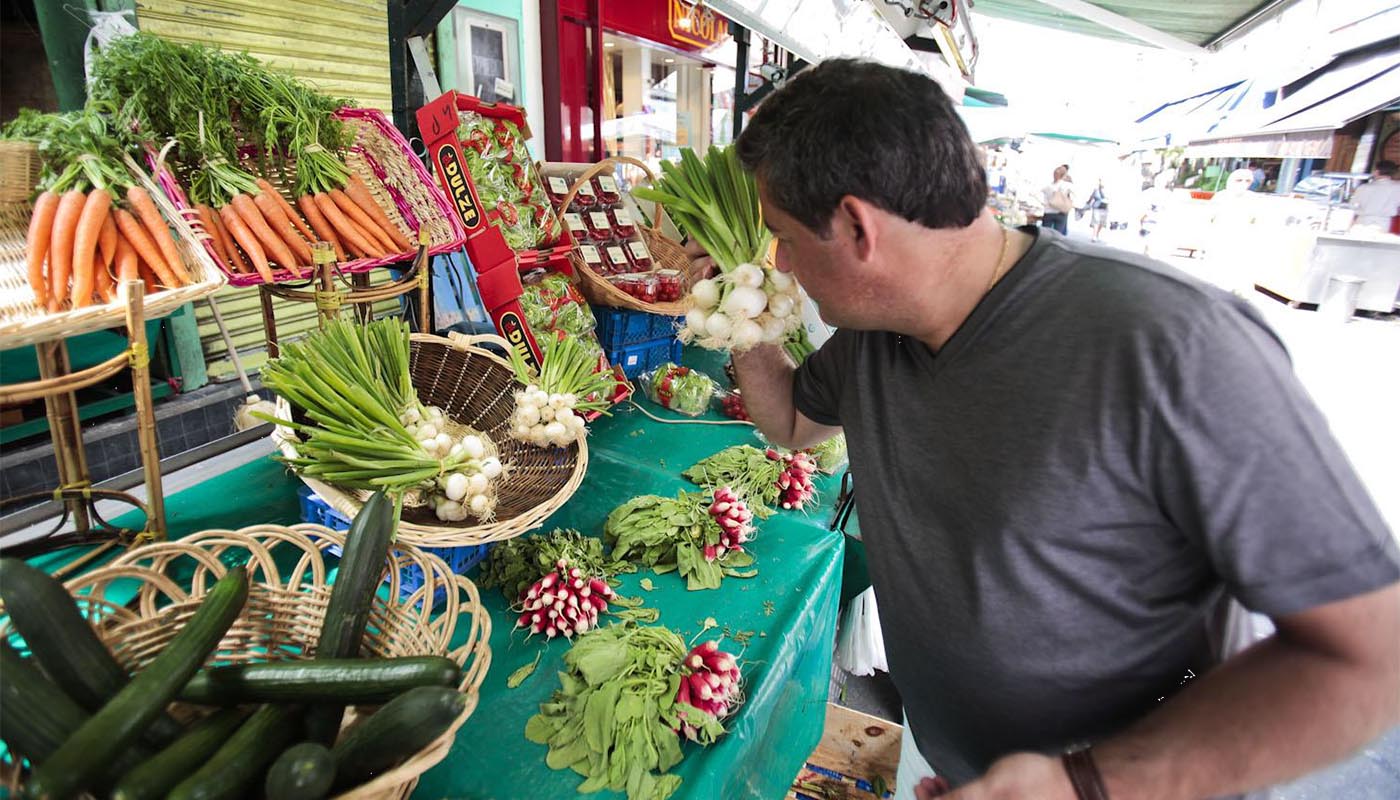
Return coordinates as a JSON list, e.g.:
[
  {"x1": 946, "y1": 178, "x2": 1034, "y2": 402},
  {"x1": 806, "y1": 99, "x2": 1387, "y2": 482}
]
[{"x1": 985, "y1": 225, "x2": 1011, "y2": 295}]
